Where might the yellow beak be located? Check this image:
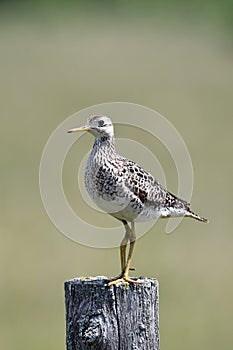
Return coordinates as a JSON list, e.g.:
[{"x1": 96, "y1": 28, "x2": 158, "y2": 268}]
[{"x1": 67, "y1": 126, "x2": 90, "y2": 133}]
